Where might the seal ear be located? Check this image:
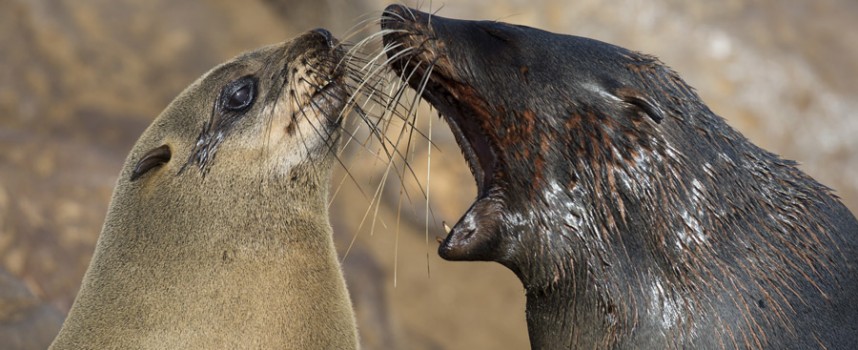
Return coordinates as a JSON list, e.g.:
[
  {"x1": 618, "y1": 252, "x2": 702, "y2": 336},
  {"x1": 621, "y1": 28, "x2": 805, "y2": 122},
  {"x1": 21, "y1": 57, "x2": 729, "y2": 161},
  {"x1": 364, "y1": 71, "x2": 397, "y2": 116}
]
[
  {"x1": 131, "y1": 145, "x2": 171, "y2": 181},
  {"x1": 614, "y1": 87, "x2": 665, "y2": 124}
]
